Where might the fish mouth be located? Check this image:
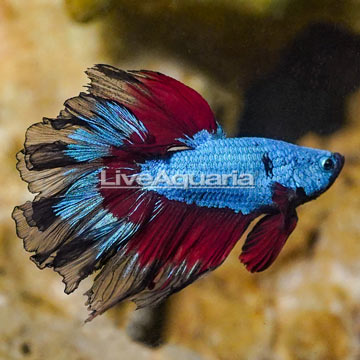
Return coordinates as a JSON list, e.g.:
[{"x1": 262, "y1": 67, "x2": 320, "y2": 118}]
[
  {"x1": 324, "y1": 152, "x2": 345, "y2": 192},
  {"x1": 321, "y1": 151, "x2": 345, "y2": 194},
  {"x1": 333, "y1": 152, "x2": 345, "y2": 175}
]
